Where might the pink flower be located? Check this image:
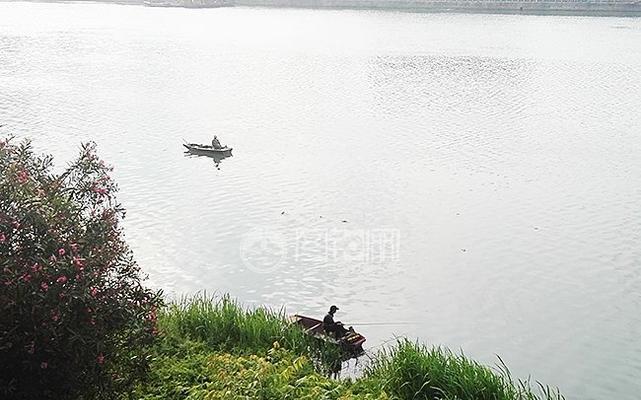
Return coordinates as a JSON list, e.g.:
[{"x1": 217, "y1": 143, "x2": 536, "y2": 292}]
[
  {"x1": 92, "y1": 185, "x2": 108, "y2": 196},
  {"x1": 40, "y1": 282, "x2": 49, "y2": 292},
  {"x1": 90, "y1": 287, "x2": 98, "y2": 298},
  {"x1": 97, "y1": 353, "x2": 105, "y2": 365},
  {"x1": 58, "y1": 248, "x2": 66, "y2": 256},
  {"x1": 0, "y1": 232, "x2": 5, "y2": 243},
  {"x1": 72, "y1": 257, "x2": 84, "y2": 270},
  {"x1": 31, "y1": 263, "x2": 42, "y2": 272},
  {"x1": 56, "y1": 276, "x2": 67, "y2": 284},
  {"x1": 17, "y1": 170, "x2": 29, "y2": 184},
  {"x1": 40, "y1": 361, "x2": 48, "y2": 369},
  {"x1": 51, "y1": 310, "x2": 60, "y2": 322},
  {"x1": 21, "y1": 273, "x2": 31, "y2": 282}
]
